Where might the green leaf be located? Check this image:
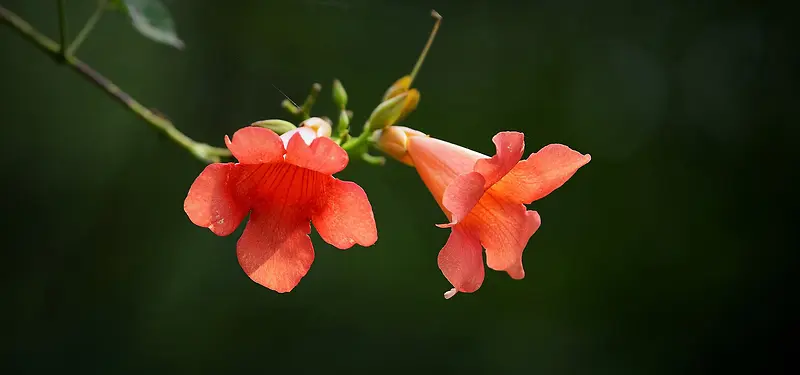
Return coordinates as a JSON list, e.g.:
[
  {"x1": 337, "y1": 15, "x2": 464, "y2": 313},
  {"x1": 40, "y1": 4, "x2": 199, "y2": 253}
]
[
  {"x1": 114, "y1": 0, "x2": 185, "y2": 49},
  {"x1": 107, "y1": 0, "x2": 127, "y2": 12}
]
